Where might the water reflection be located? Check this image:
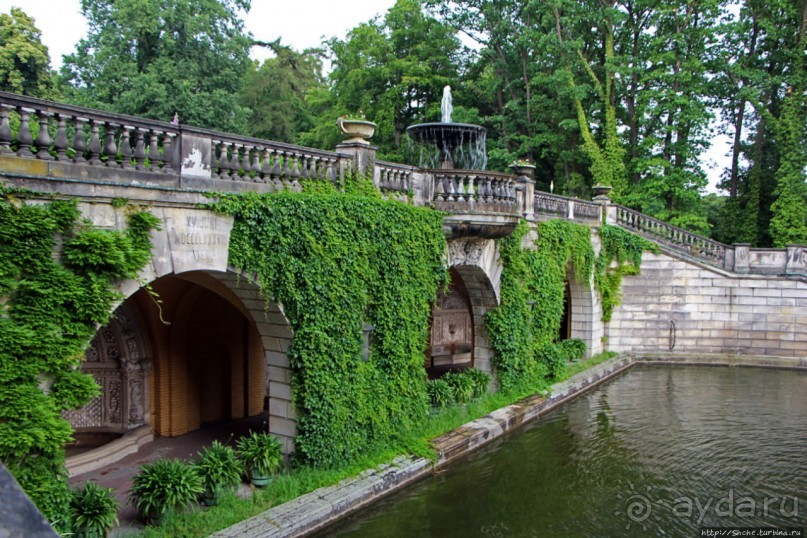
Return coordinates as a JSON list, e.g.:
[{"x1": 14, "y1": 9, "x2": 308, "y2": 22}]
[{"x1": 324, "y1": 366, "x2": 807, "y2": 537}]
